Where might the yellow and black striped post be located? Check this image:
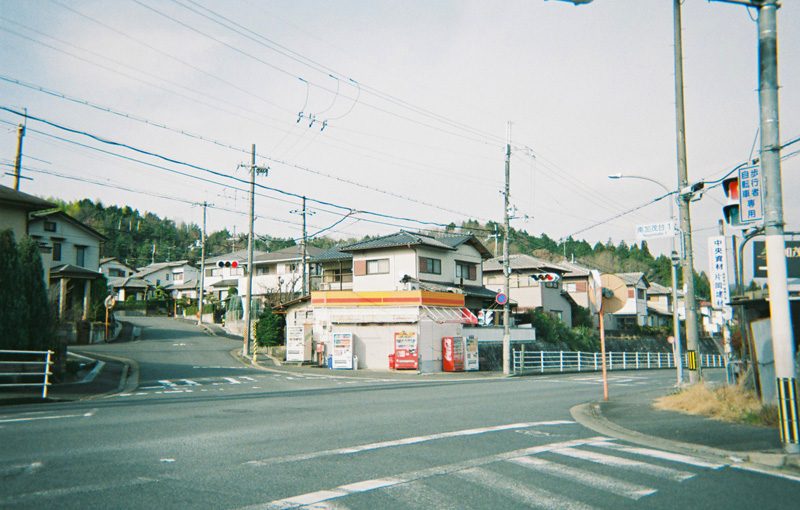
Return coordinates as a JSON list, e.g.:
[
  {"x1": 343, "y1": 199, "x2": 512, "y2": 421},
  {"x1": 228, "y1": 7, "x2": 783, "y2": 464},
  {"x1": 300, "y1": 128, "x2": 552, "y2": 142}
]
[
  {"x1": 686, "y1": 350, "x2": 698, "y2": 371},
  {"x1": 777, "y1": 378, "x2": 800, "y2": 446}
]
